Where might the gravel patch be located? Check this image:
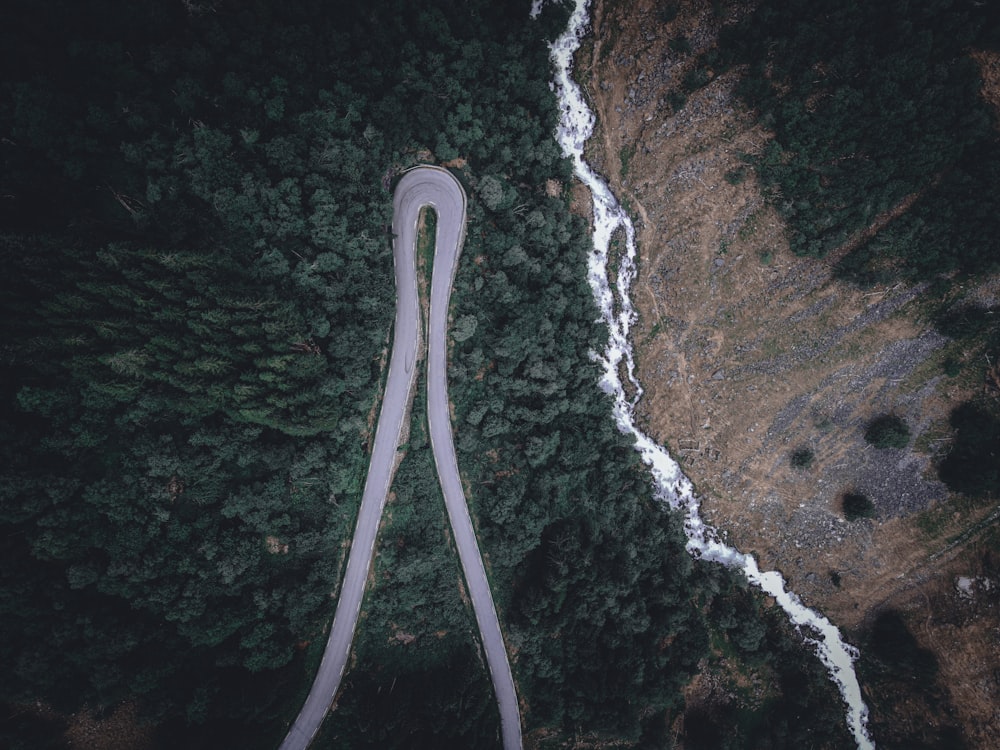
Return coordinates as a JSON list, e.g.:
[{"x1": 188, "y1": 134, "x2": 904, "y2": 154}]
[{"x1": 731, "y1": 282, "x2": 936, "y2": 379}]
